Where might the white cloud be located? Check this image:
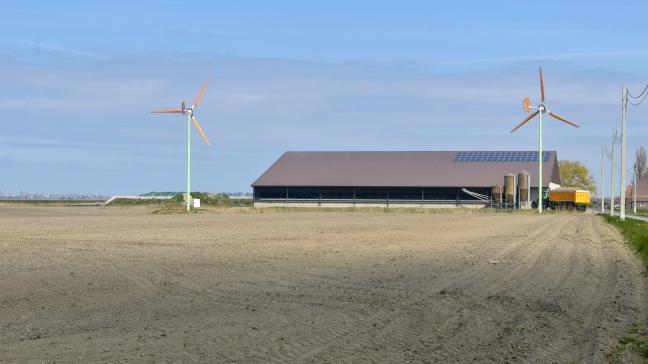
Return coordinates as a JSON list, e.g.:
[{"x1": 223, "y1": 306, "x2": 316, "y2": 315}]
[
  {"x1": 432, "y1": 50, "x2": 648, "y2": 65},
  {"x1": 1, "y1": 54, "x2": 647, "y2": 193}
]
